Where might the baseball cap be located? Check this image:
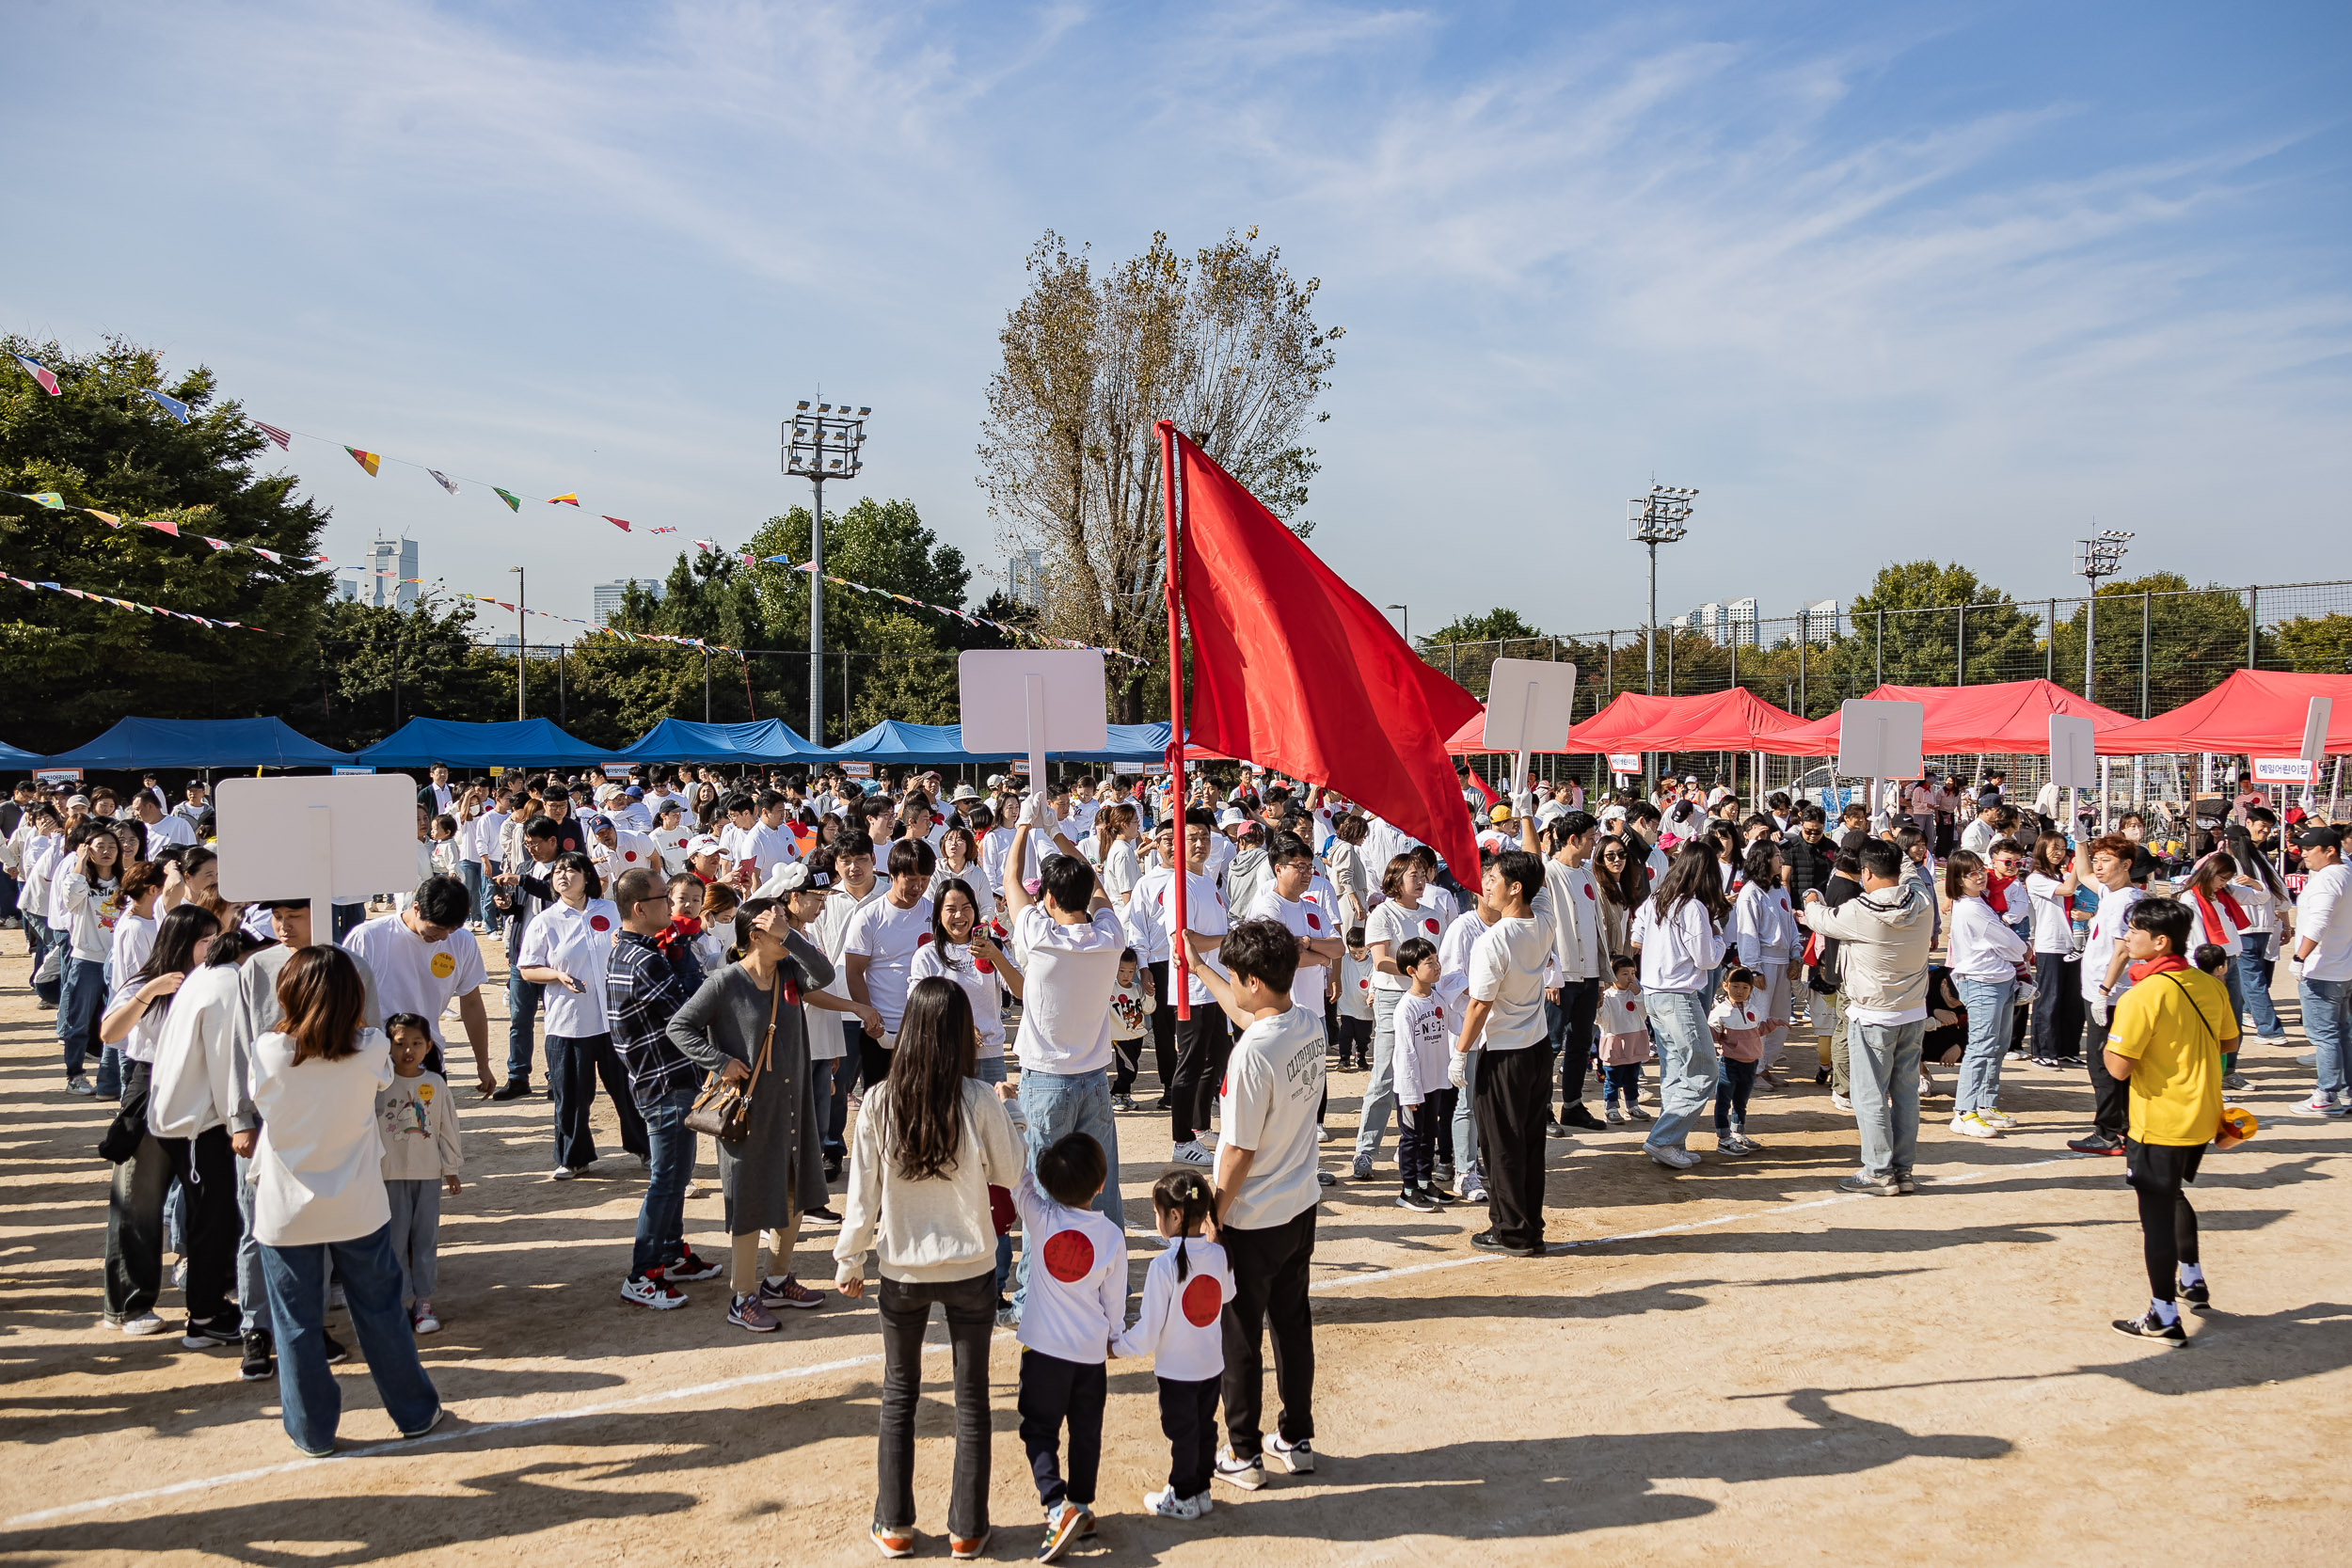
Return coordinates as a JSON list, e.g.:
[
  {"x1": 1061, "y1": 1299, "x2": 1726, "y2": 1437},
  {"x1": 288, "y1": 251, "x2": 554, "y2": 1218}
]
[
  {"x1": 2296, "y1": 824, "x2": 2342, "y2": 851},
  {"x1": 1535, "y1": 800, "x2": 1569, "y2": 825},
  {"x1": 685, "y1": 834, "x2": 723, "y2": 858},
  {"x1": 1488, "y1": 804, "x2": 1513, "y2": 825}
]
